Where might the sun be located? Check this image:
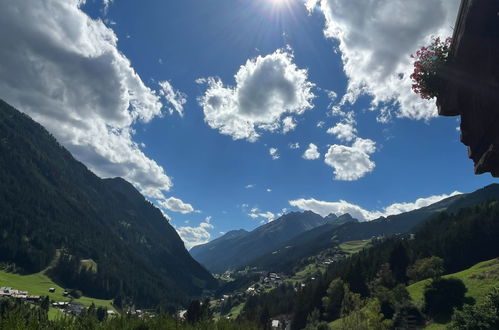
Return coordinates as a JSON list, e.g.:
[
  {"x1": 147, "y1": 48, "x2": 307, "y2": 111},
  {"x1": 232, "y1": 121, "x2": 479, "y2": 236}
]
[{"x1": 268, "y1": 0, "x2": 288, "y2": 5}]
